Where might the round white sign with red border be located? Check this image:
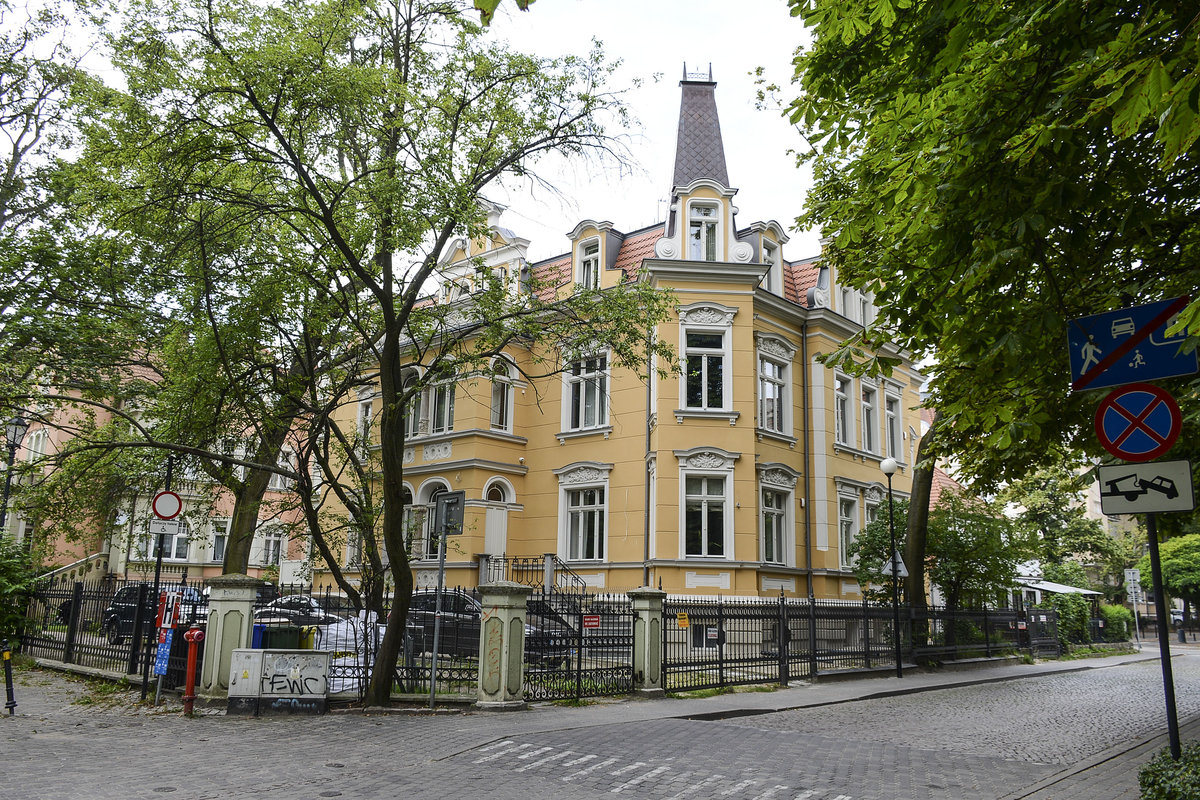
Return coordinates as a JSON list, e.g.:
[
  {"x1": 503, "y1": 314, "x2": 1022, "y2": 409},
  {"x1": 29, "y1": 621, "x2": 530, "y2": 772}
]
[{"x1": 151, "y1": 490, "x2": 182, "y2": 520}]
